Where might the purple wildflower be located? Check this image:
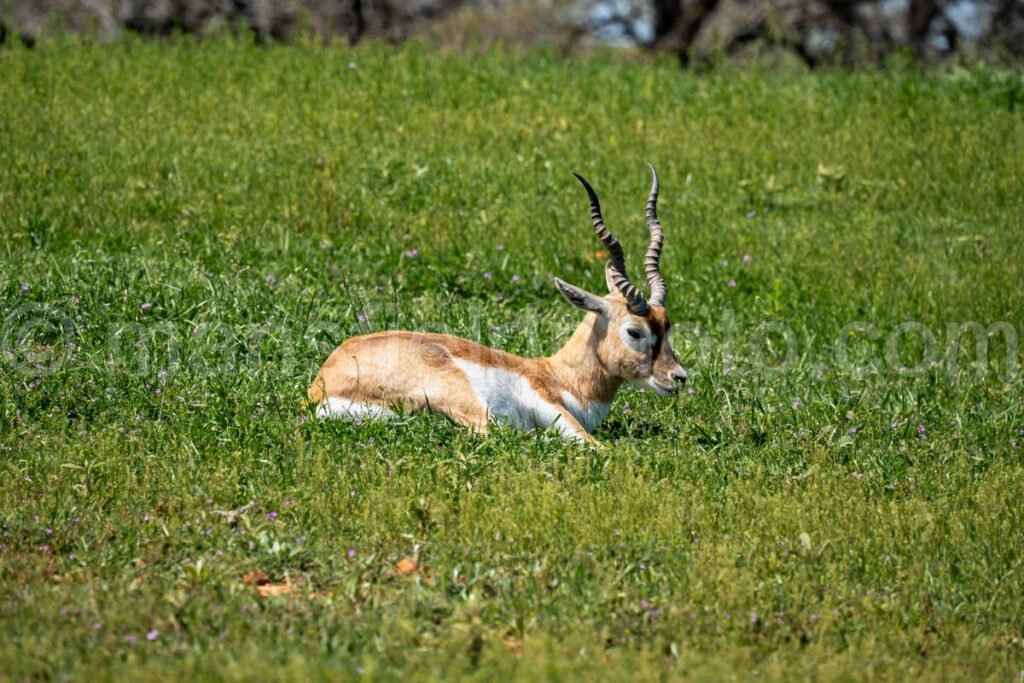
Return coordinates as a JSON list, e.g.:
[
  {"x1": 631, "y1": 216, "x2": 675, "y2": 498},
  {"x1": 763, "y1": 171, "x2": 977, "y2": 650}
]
[
  {"x1": 20, "y1": 284, "x2": 29, "y2": 292},
  {"x1": 125, "y1": 634, "x2": 139, "y2": 645},
  {"x1": 483, "y1": 272, "x2": 492, "y2": 280},
  {"x1": 265, "y1": 511, "x2": 277, "y2": 521},
  {"x1": 404, "y1": 248, "x2": 419, "y2": 258},
  {"x1": 742, "y1": 253, "x2": 751, "y2": 263},
  {"x1": 647, "y1": 609, "x2": 660, "y2": 618},
  {"x1": 146, "y1": 629, "x2": 159, "y2": 641},
  {"x1": 727, "y1": 279, "x2": 737, "y2": 287},
  {"x1": 849, "y1": 426, "x2": 857, "y2": 434},
  {"x1": 496, "y1": 294, "x2": 504, "y2": 302},
  {"x1": 264, "y1": 274, "x2": 277, "y2": 284},
  {"x1": 750, "y1": 612, "x2": 759, "y2": 624},
  {"x1": 511, "y1": 274, "x2": 520, "y2": 282},
  {"x1": 141, "y1": 302, "x2": 152, "y2": 310},
  {"x1": 348, "y1": 549, "x2": 356, "y2": 559},
  {"x1": 639, "y1": 599, "x2": 649, "y2": 608}
]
